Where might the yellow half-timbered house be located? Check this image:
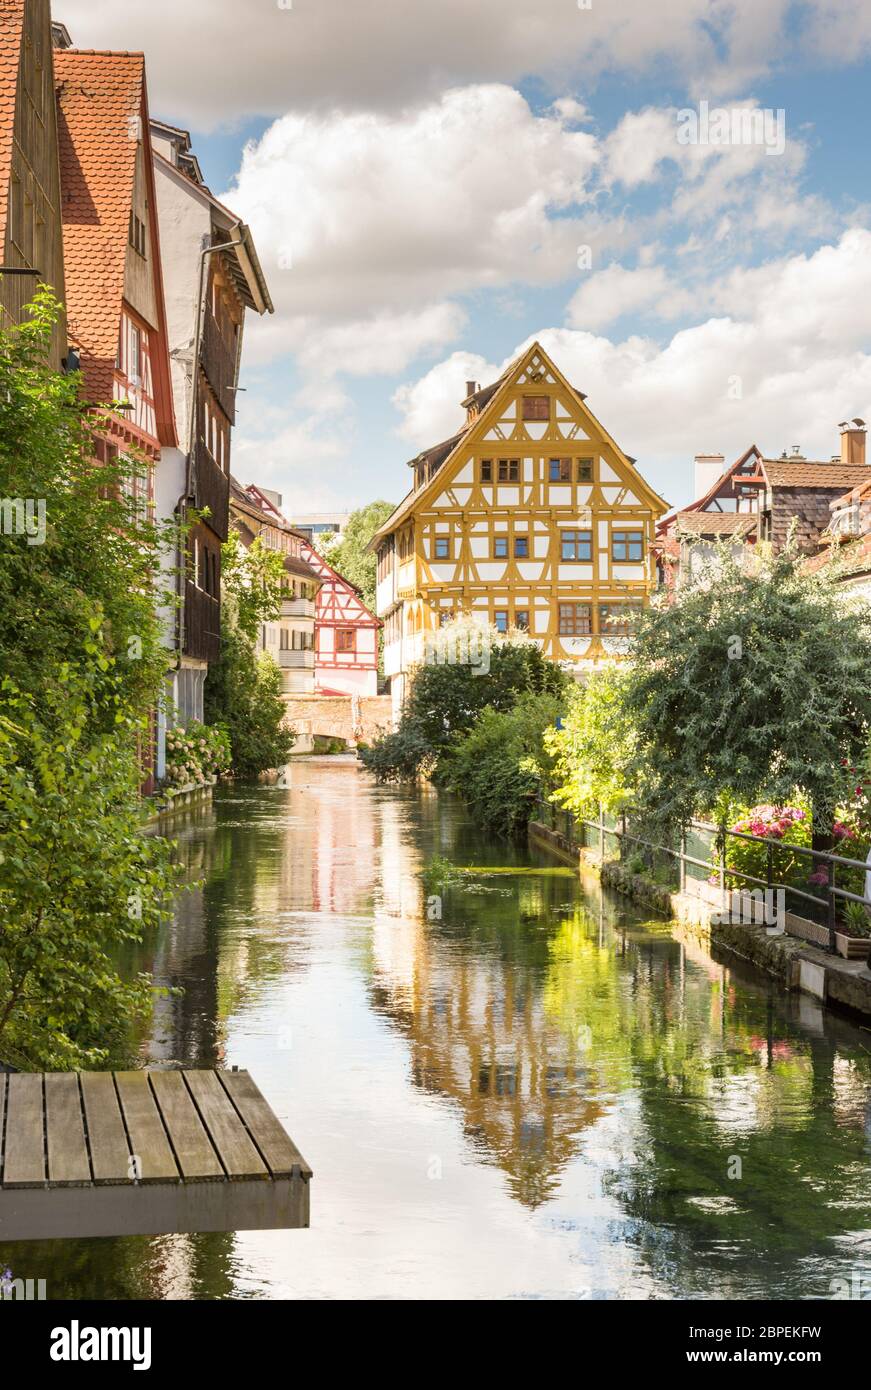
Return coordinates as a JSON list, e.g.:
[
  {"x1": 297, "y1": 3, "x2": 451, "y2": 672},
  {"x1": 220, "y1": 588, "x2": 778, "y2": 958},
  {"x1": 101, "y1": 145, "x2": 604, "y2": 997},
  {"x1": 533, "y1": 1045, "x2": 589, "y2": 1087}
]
[{"x1": 370, "y1": 342, "x2": 668, "y2": 712}]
